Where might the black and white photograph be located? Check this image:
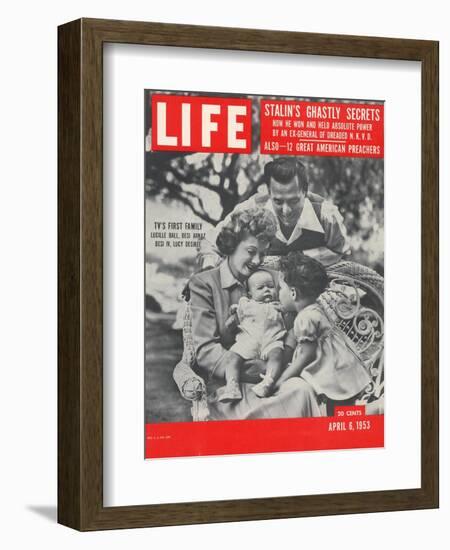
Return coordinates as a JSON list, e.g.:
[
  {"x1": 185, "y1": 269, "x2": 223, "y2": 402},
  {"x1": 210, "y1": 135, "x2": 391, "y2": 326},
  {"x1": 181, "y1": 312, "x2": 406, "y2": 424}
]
[{"x1": 144, "y1": 90, "x2": 385, "y2": 458}]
